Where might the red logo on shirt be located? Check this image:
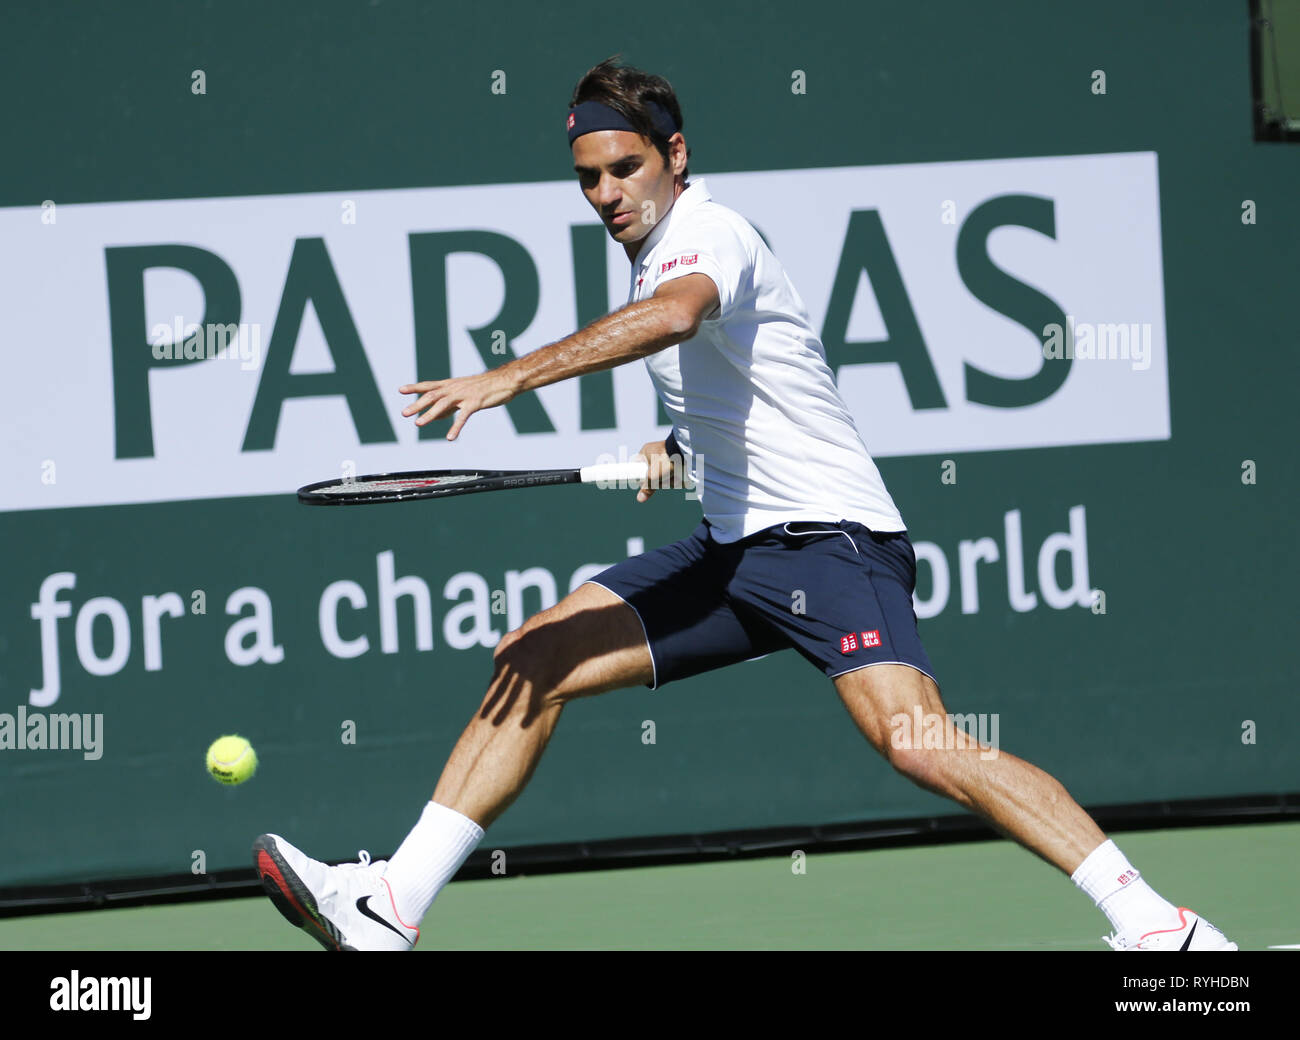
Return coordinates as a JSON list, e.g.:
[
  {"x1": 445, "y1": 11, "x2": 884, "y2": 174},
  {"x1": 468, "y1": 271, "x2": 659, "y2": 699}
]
[
  {"x1": 861, "y1": 630, "x2": 881, "y2": 648},
  {"x1": 566, "y1": 112, "x2": 575, "y2": 130},
  {"x1": 681, "y1": 253, "x2": 698, "y2": 265},
  {"x1": 840, "y1": 633, "x2": 859, "y2": 654},
  {"x1": 660, "y1": 259, "x2": 677, "y2": 274},
  {"x1": 637, "y1": 277, "x2": 644, "y2": 288}
]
